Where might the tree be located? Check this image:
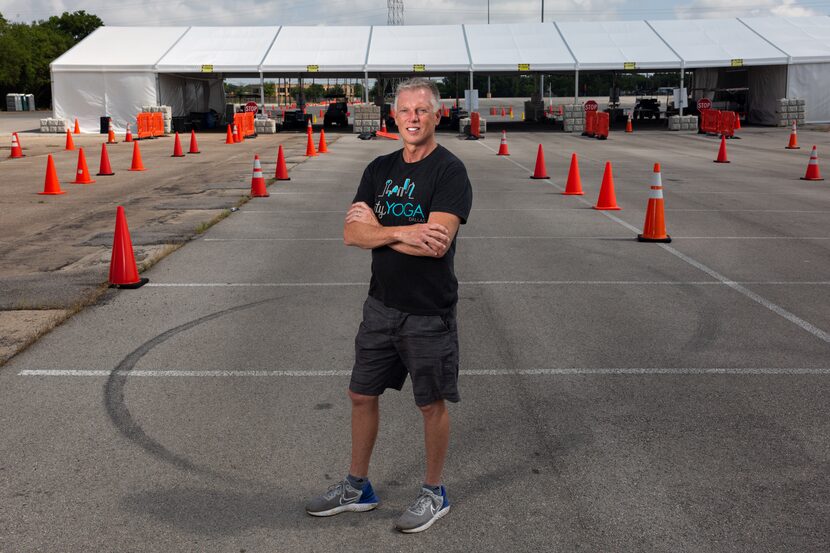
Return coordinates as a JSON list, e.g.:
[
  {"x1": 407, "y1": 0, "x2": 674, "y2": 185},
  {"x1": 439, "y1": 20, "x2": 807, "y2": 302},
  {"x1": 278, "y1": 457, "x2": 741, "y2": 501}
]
[{"x1": 42, "y1": 11, "x2": 103, "y2": 42}]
